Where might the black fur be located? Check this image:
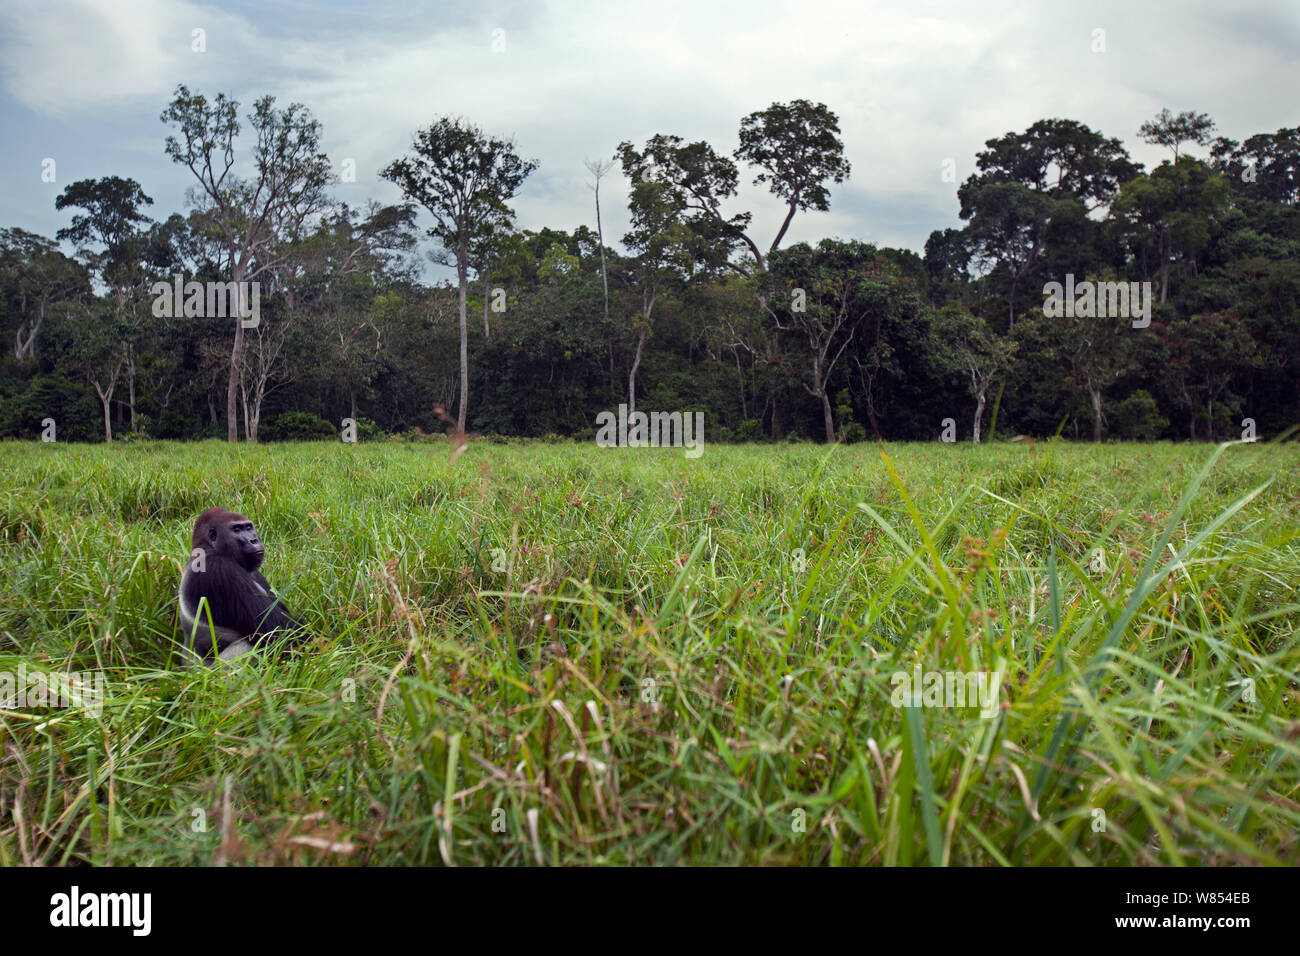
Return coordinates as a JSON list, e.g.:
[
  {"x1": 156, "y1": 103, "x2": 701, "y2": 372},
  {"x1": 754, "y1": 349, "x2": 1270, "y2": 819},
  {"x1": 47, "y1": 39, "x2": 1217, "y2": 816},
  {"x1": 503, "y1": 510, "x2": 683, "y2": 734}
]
[{"x1": 177, "y1": 507, "x2": 303, "y2": 664}]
